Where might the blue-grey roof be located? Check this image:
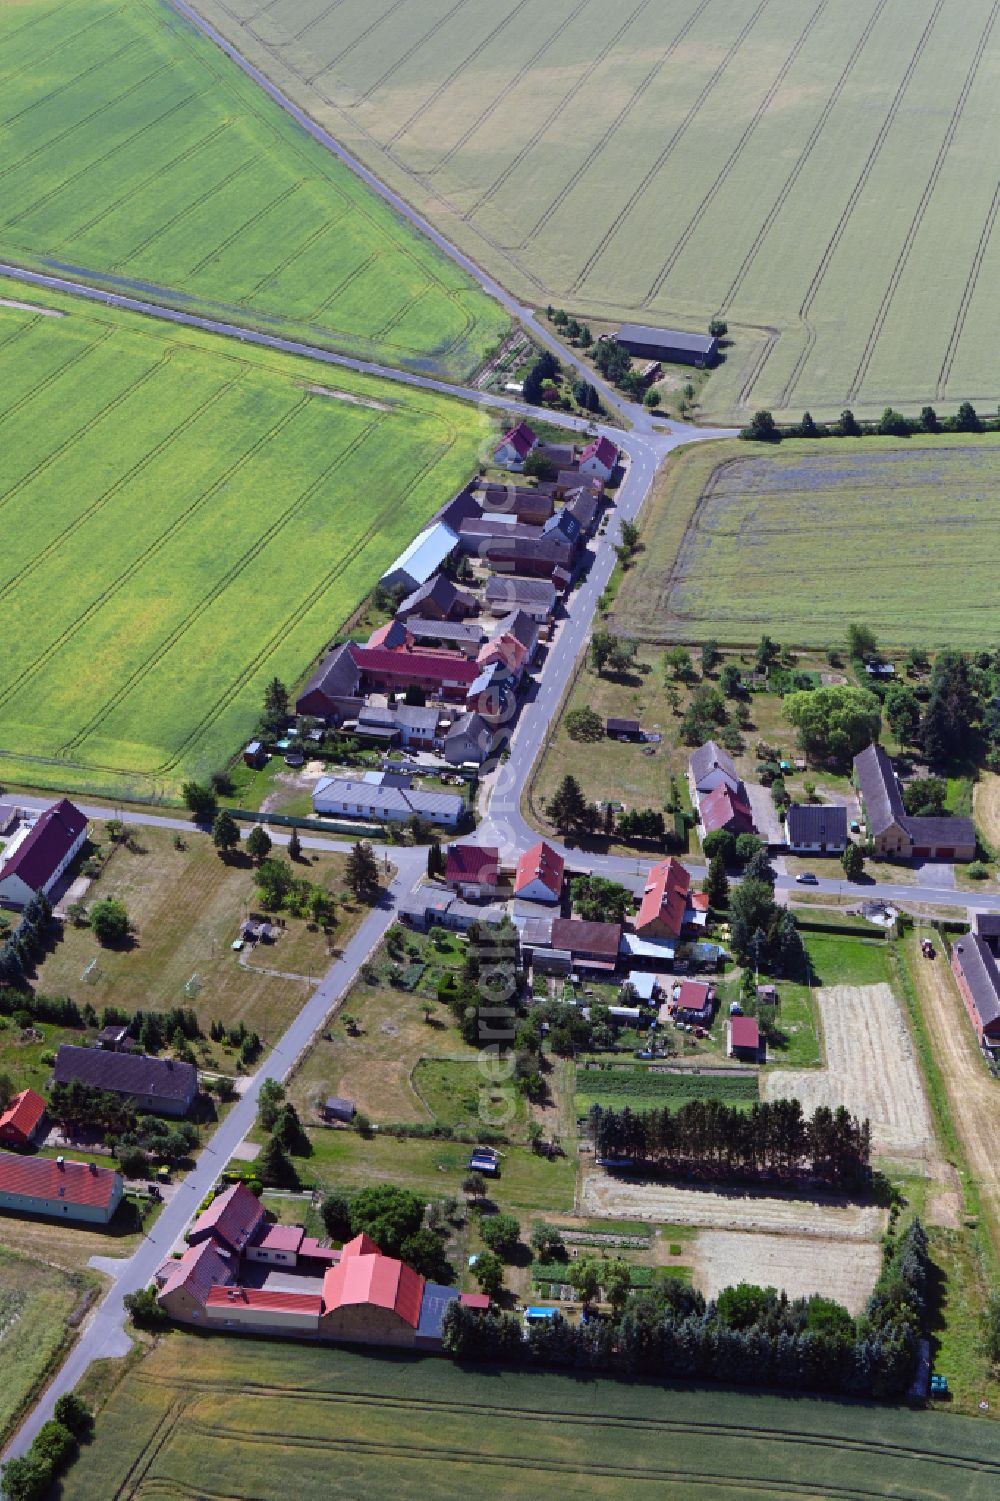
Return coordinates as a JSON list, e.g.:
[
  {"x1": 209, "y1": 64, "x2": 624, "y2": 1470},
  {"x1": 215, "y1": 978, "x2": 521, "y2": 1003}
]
[
  {"x1": 313, "y1": 776, "x2": 462, "y2": 822},
  {"x1": 416, "y1": 1282, "x2": 461, "y2": 1341},
  {"x1": 381, "y1": 522, "x2": 459, "y2": 589},
  {"x1": 618, "y1": 323, "x2": 716, "y2": 355}
]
